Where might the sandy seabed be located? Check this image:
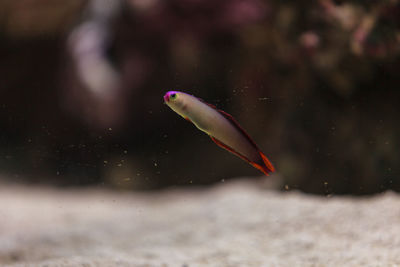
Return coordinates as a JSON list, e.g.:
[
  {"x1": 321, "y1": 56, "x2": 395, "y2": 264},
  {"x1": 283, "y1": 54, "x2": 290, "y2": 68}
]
[{"x1": 0, "y1": 179, "x2": 399, "y2": 266}]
